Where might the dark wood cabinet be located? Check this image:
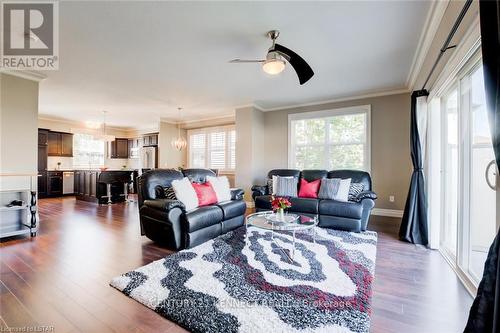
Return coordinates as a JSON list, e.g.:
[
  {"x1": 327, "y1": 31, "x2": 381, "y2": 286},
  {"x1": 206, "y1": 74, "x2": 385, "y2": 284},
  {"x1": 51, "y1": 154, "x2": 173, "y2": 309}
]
[
  {"x1": 37, "y1": 172, "x2": 47, "y2": 197},
  {"x1": 38, "y1": 144, "x2": 47, "y2": 172},
  {"x1": 48, "y1": 132, "x2": 61, "y2": 156},
  {"x1": 38, "y1": 129, "x2": 49, "y2": 145},
  {"x1": 109, "y1": 138, "x2": 129, "y2": 159},
  {"x1": 142, "y1": 133, "x2": 158, "y2": 147},
  {"x1": 61, "y1": 133, "x2": 73, "y2": 156},
  {"x1": 38, "y1": 129, "x2": 49, "y2": 198},
  {"x1": 47, "y1": 171, "x2": 63, "y2": 196},
  {"x1": 48, "y1": 131, "x2": 73, "y2": 157}
]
